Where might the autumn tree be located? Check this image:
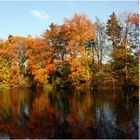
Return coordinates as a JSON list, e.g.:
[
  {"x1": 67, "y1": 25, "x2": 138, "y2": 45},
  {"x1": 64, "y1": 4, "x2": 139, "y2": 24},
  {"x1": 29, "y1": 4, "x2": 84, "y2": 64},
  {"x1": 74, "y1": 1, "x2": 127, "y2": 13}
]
[
  {"x1": 0, "y1": 40, "x2": 10, "y2": 88},
  {"x1": 0, "y1": 35, "x2": 50, "y2": 88},
  {"x1": 64, "y1": 14, "x2": 95, "y2": 57},
  {"x1": 0, "y1": 36, "x2": 23, "y2": 88},
  {"x1": 64, "y1": 14, "x2": 96, "y2": 84},
  {"x1": 43, "y1": 23, "x2": 70, "y2": 61},
  {"x1": 42, "y1": 23, "x2": 71, "y2": 86},
  {"x1": 25, "y1": 37, "x2": 49, "y2": 86},
  {"x1": 0, "y1": 36, "x2": 30, "y2": 88}
]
